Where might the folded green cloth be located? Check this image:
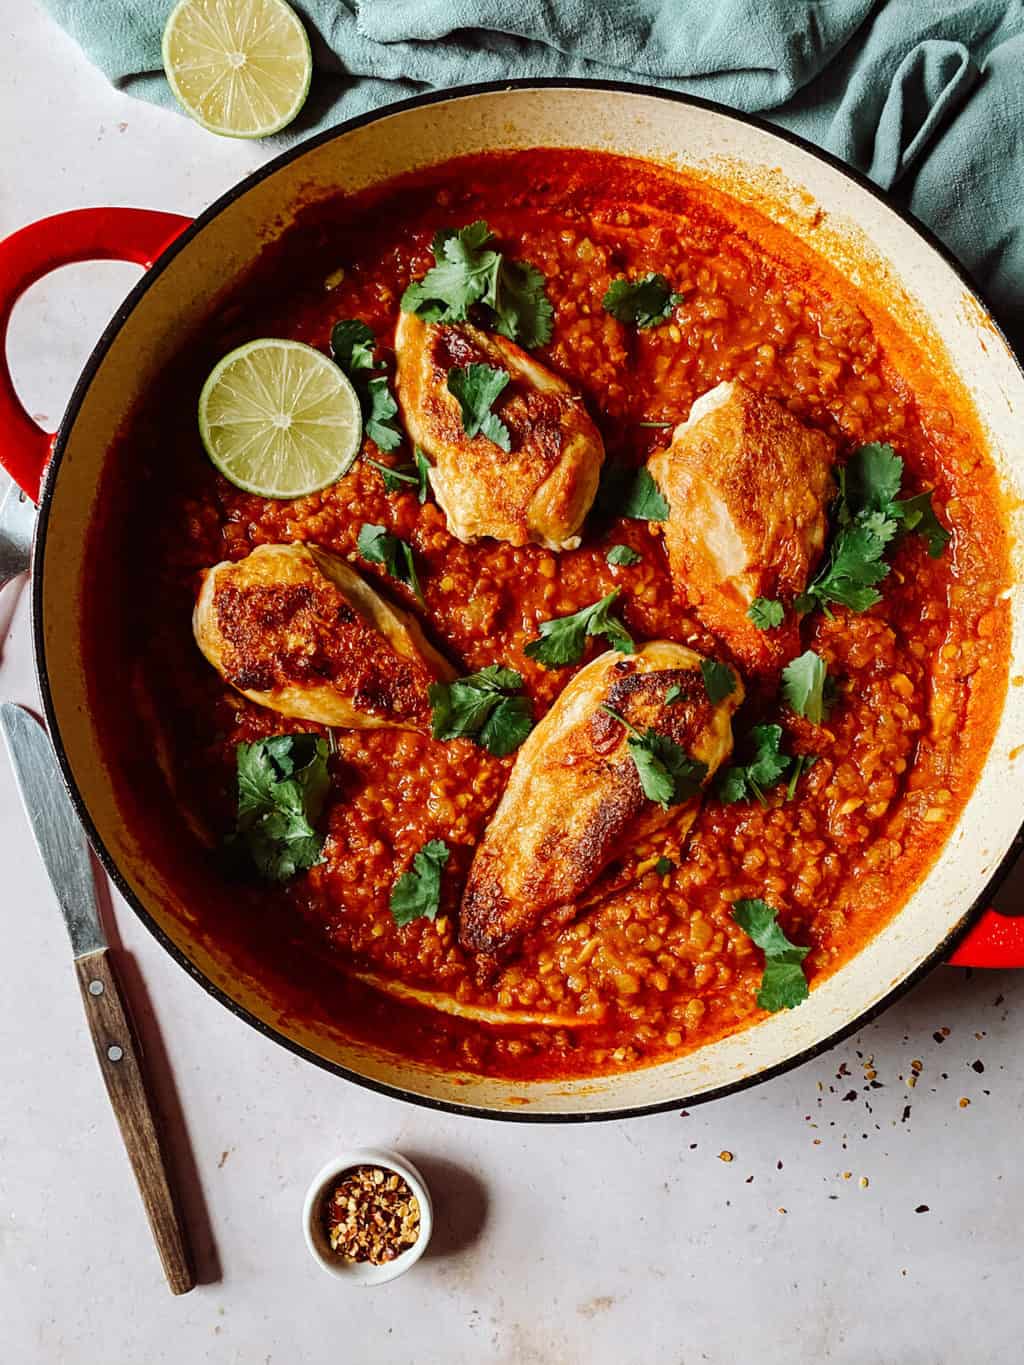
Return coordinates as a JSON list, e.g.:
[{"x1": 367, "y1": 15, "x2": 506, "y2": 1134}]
[{"x1": 40, "y1": 0, "x2": 1023, "y2": 347}]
